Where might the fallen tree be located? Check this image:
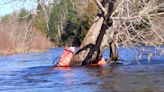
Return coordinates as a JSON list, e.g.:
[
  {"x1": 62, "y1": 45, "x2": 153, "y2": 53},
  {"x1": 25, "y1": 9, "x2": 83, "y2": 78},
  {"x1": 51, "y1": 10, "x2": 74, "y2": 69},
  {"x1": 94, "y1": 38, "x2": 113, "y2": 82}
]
[
  {"x1": 73, "y1": 0, "x2": 164, "y2": 65},
  {"x1": 73, "y1": 0, "x2": 118, "y2": 65}
]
